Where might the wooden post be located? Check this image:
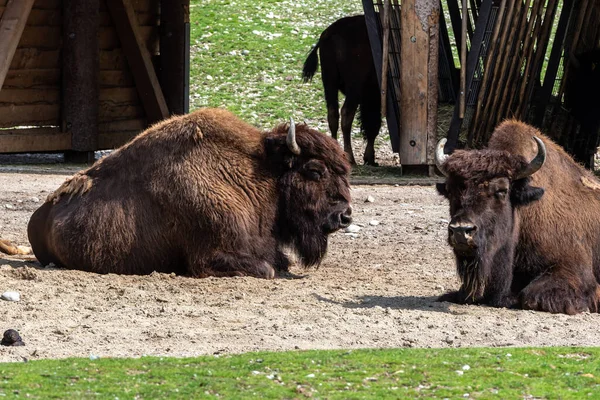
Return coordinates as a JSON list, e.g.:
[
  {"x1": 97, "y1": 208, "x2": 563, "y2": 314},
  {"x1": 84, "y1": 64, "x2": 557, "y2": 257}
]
[
  {"x1": 459, "y1": 0, "x2": 467, "y2": 118},
  {"x1": 160, "y1": 0, "x2": 190, "y2": 116},
  {"x1": 0, "y1": 0, "x2": 35, "y2": 91},
  {"x1": 380, "y1": 0, "x2": 391, "y2": 117},
  {"x1": 399, "y1": 0, "x2": 440, "y2": 167},
  {"x1": 62, "y1": 0, "x2": 99, "y2": 161}
]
